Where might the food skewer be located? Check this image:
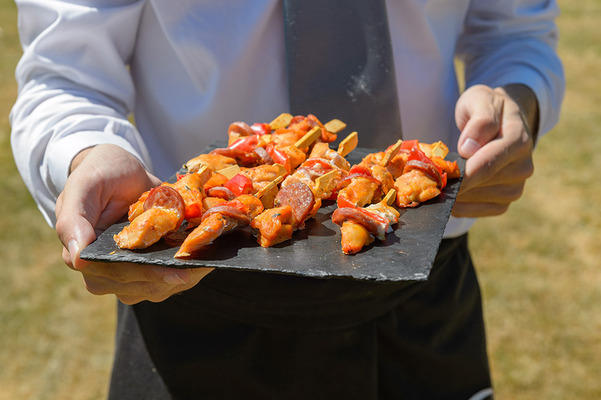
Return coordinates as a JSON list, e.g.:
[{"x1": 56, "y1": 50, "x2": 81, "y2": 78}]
[
  {"x1": 329, "y1": 143, "x2": 403, "y2": 254},
  {"x1": 392, "y1": 140, "x2": 459, "y2": 208},
  {"x1": 332, "y1": 189, "x2": 400, "y2": 255},
  {"x1": 174, "y1": 194, "x2": 265, "y2": 258}
]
